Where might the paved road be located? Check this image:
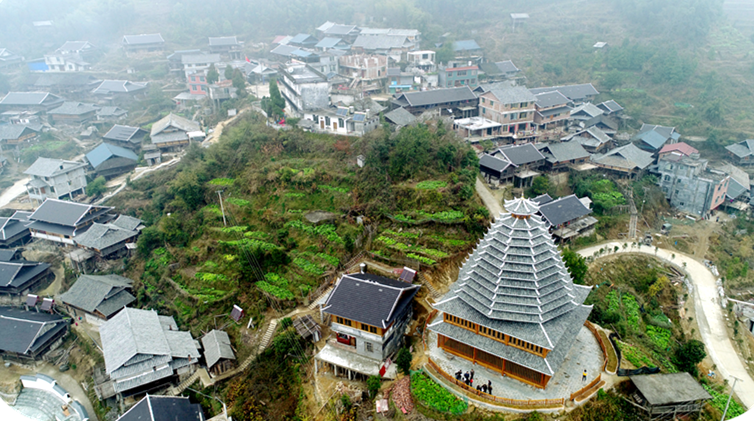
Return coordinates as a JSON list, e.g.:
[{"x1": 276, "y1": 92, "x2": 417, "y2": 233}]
[
  {"x1": 0, "y1": 177, "x2": 29, "y2": 209},
  {"x1": 577, "y1": 242, "x2": 754, "y2": 409},
  {"x1": 475, "y1": 177, "x2": 503, "y2": 218}
]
